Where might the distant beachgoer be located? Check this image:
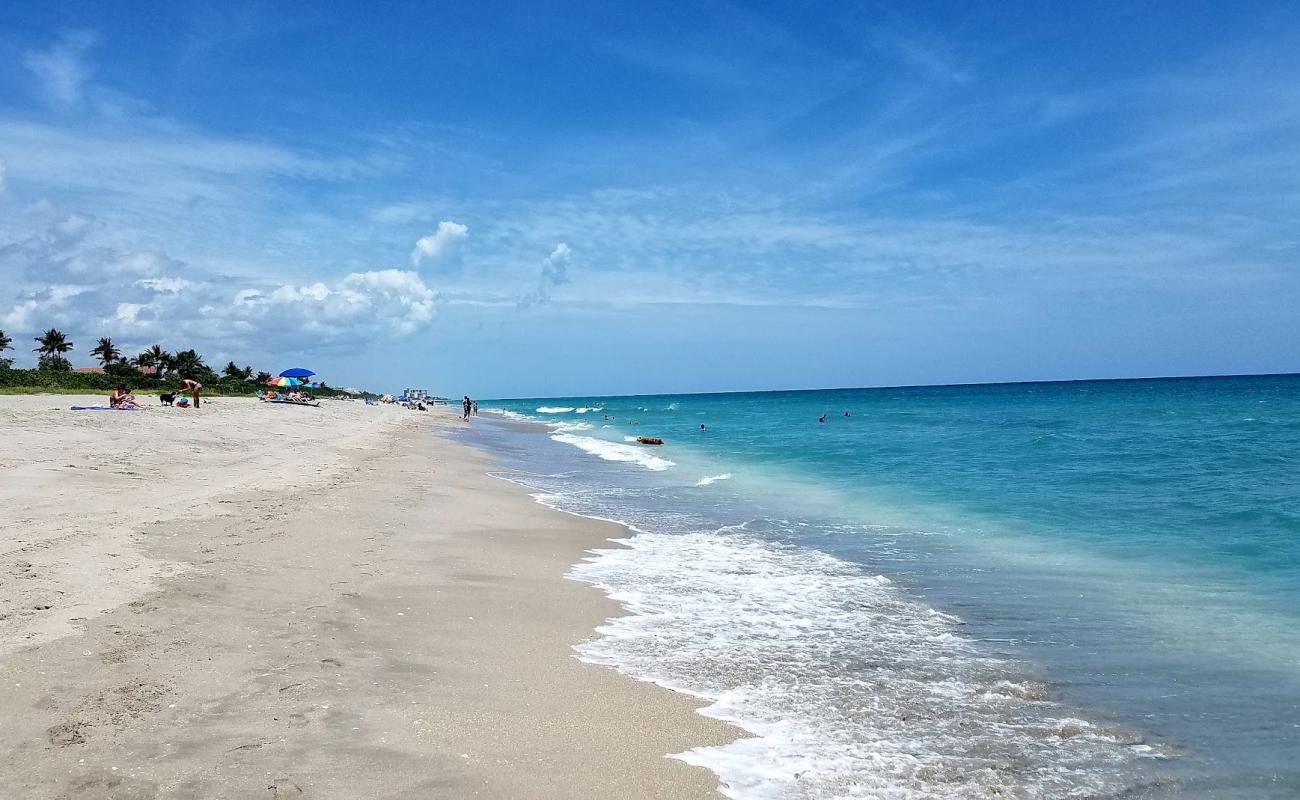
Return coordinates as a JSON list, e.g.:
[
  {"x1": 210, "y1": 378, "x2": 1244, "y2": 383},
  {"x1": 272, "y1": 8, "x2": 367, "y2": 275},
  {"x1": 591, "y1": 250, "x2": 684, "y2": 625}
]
[
  {"x1": 700, "y1": 424, "x2": 706, "y2": 431},
  {"x1": 843, "y1": 410, "x2": 851, "y2": 417},
  {"x1": 473, "y1": 401, "x2": 479, "y2": 416},
  {"x1": 463, "y1": 395, "x2": 471, "y2": 420},
  {"x1": 178, "y1": 378, "x2": 202, "y2": 408},
  {"x1": 819, "y1": 414, "x2": 826, "y2": 423}
]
